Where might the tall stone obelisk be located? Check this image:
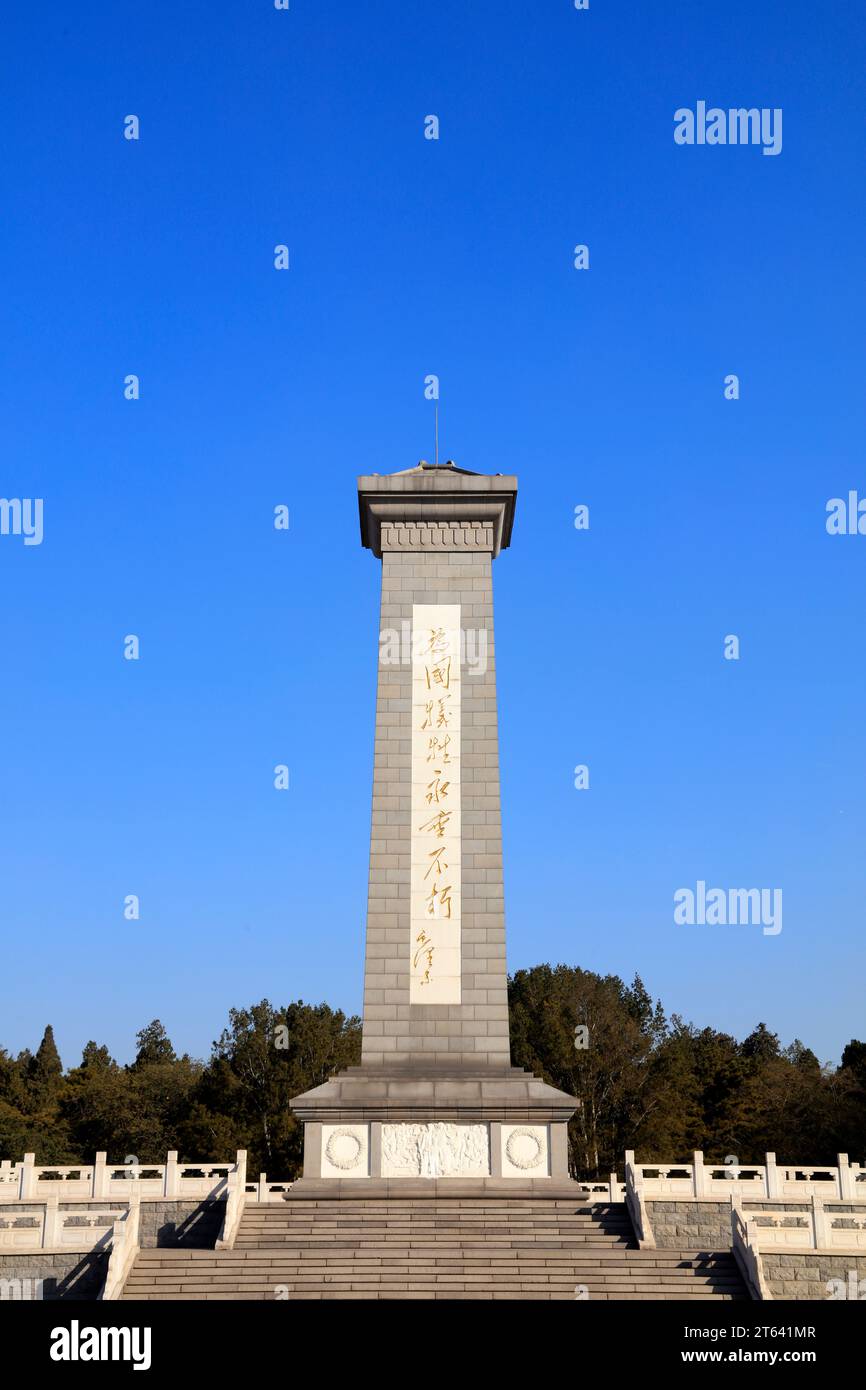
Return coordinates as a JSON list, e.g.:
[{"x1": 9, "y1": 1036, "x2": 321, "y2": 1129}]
[{"x1": 290, "y1": 462, "x2": 577, "y2": 1190}]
